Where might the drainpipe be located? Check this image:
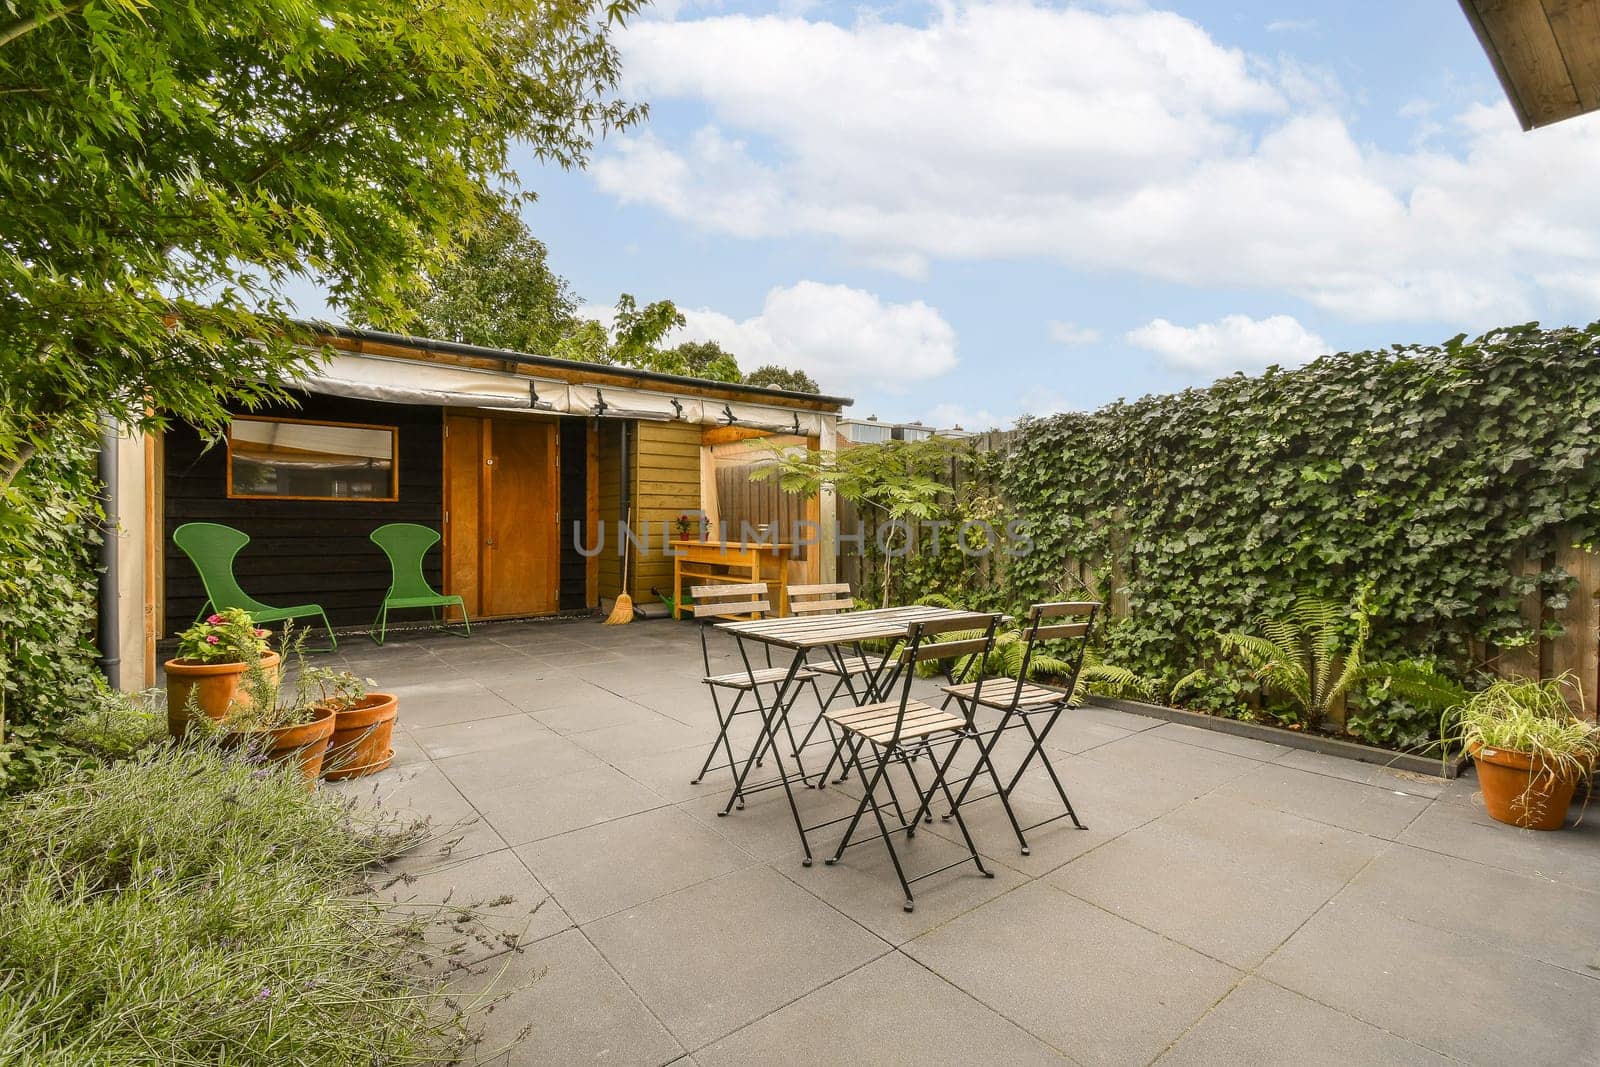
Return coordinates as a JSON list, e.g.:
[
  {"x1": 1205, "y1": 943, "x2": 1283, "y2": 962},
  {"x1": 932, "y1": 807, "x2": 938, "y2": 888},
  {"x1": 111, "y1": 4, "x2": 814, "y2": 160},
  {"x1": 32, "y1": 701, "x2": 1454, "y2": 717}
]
[{"x1": 96, "y1": 415, "x2": 121, "y2": 689}]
